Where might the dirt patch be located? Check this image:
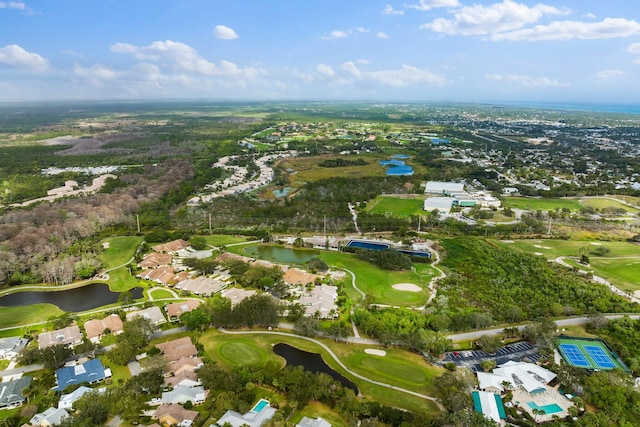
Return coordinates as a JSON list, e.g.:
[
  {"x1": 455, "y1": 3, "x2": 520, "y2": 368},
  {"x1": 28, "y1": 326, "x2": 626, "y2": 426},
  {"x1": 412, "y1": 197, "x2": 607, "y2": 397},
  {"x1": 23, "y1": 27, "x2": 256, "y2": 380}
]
[
  {"x1": 364, "y1": 349, "x2": 386, "y2": 356},
  {"x1": 392, "y1": 283, "x2": 421, "y2": 292}
]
